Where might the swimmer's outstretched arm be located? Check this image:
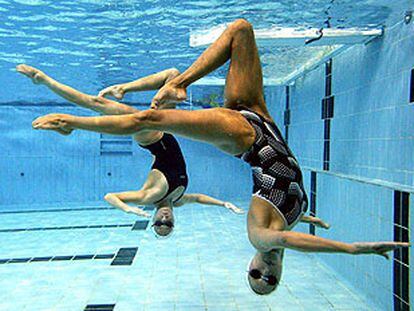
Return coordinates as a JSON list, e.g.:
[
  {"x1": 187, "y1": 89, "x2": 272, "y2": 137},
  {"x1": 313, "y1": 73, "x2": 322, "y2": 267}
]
[
  {"x1": 16, "y1": 64, "x2": 137, "y2": 116},
  {"x1": 249, "y1": 228, "x2": 409, "y2": 259},
  {"x1": 98, "y1": 68, "x2": 180, "y2": 99},
  {"x1": 174, "y1": 194, "x2": 244, "y2": 214},
  {"x1": 300, "y1": 215, "x2": 330, "y2": 229}
]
